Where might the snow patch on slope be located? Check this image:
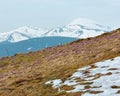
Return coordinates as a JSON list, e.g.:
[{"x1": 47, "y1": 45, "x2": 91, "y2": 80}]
[{"x1": 45, "y1": 56, "x2": 120, "y2": 96}]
